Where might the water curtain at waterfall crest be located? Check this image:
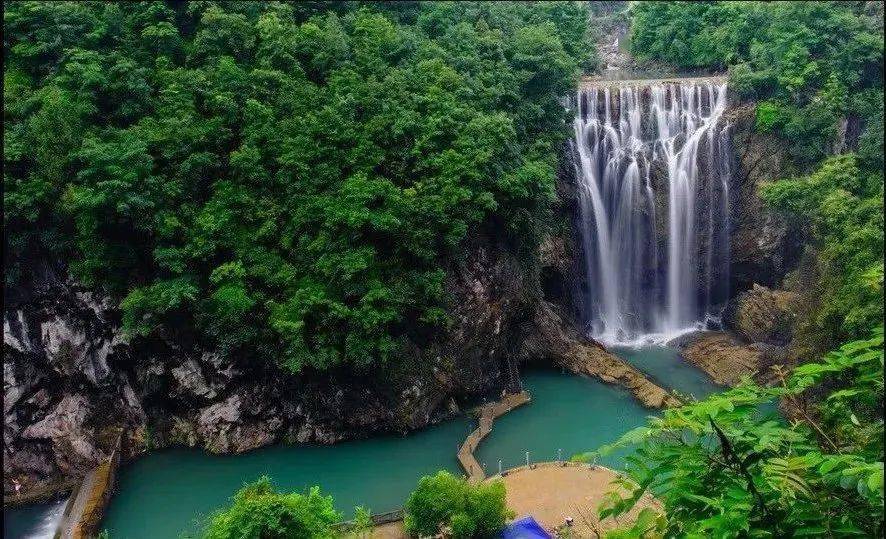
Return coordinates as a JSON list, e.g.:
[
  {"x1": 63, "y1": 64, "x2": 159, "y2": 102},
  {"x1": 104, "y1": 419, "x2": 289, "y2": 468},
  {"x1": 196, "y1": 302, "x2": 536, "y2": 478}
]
[{"x1": 571, "y1": 82, "x2": 732, "y2": 345}]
